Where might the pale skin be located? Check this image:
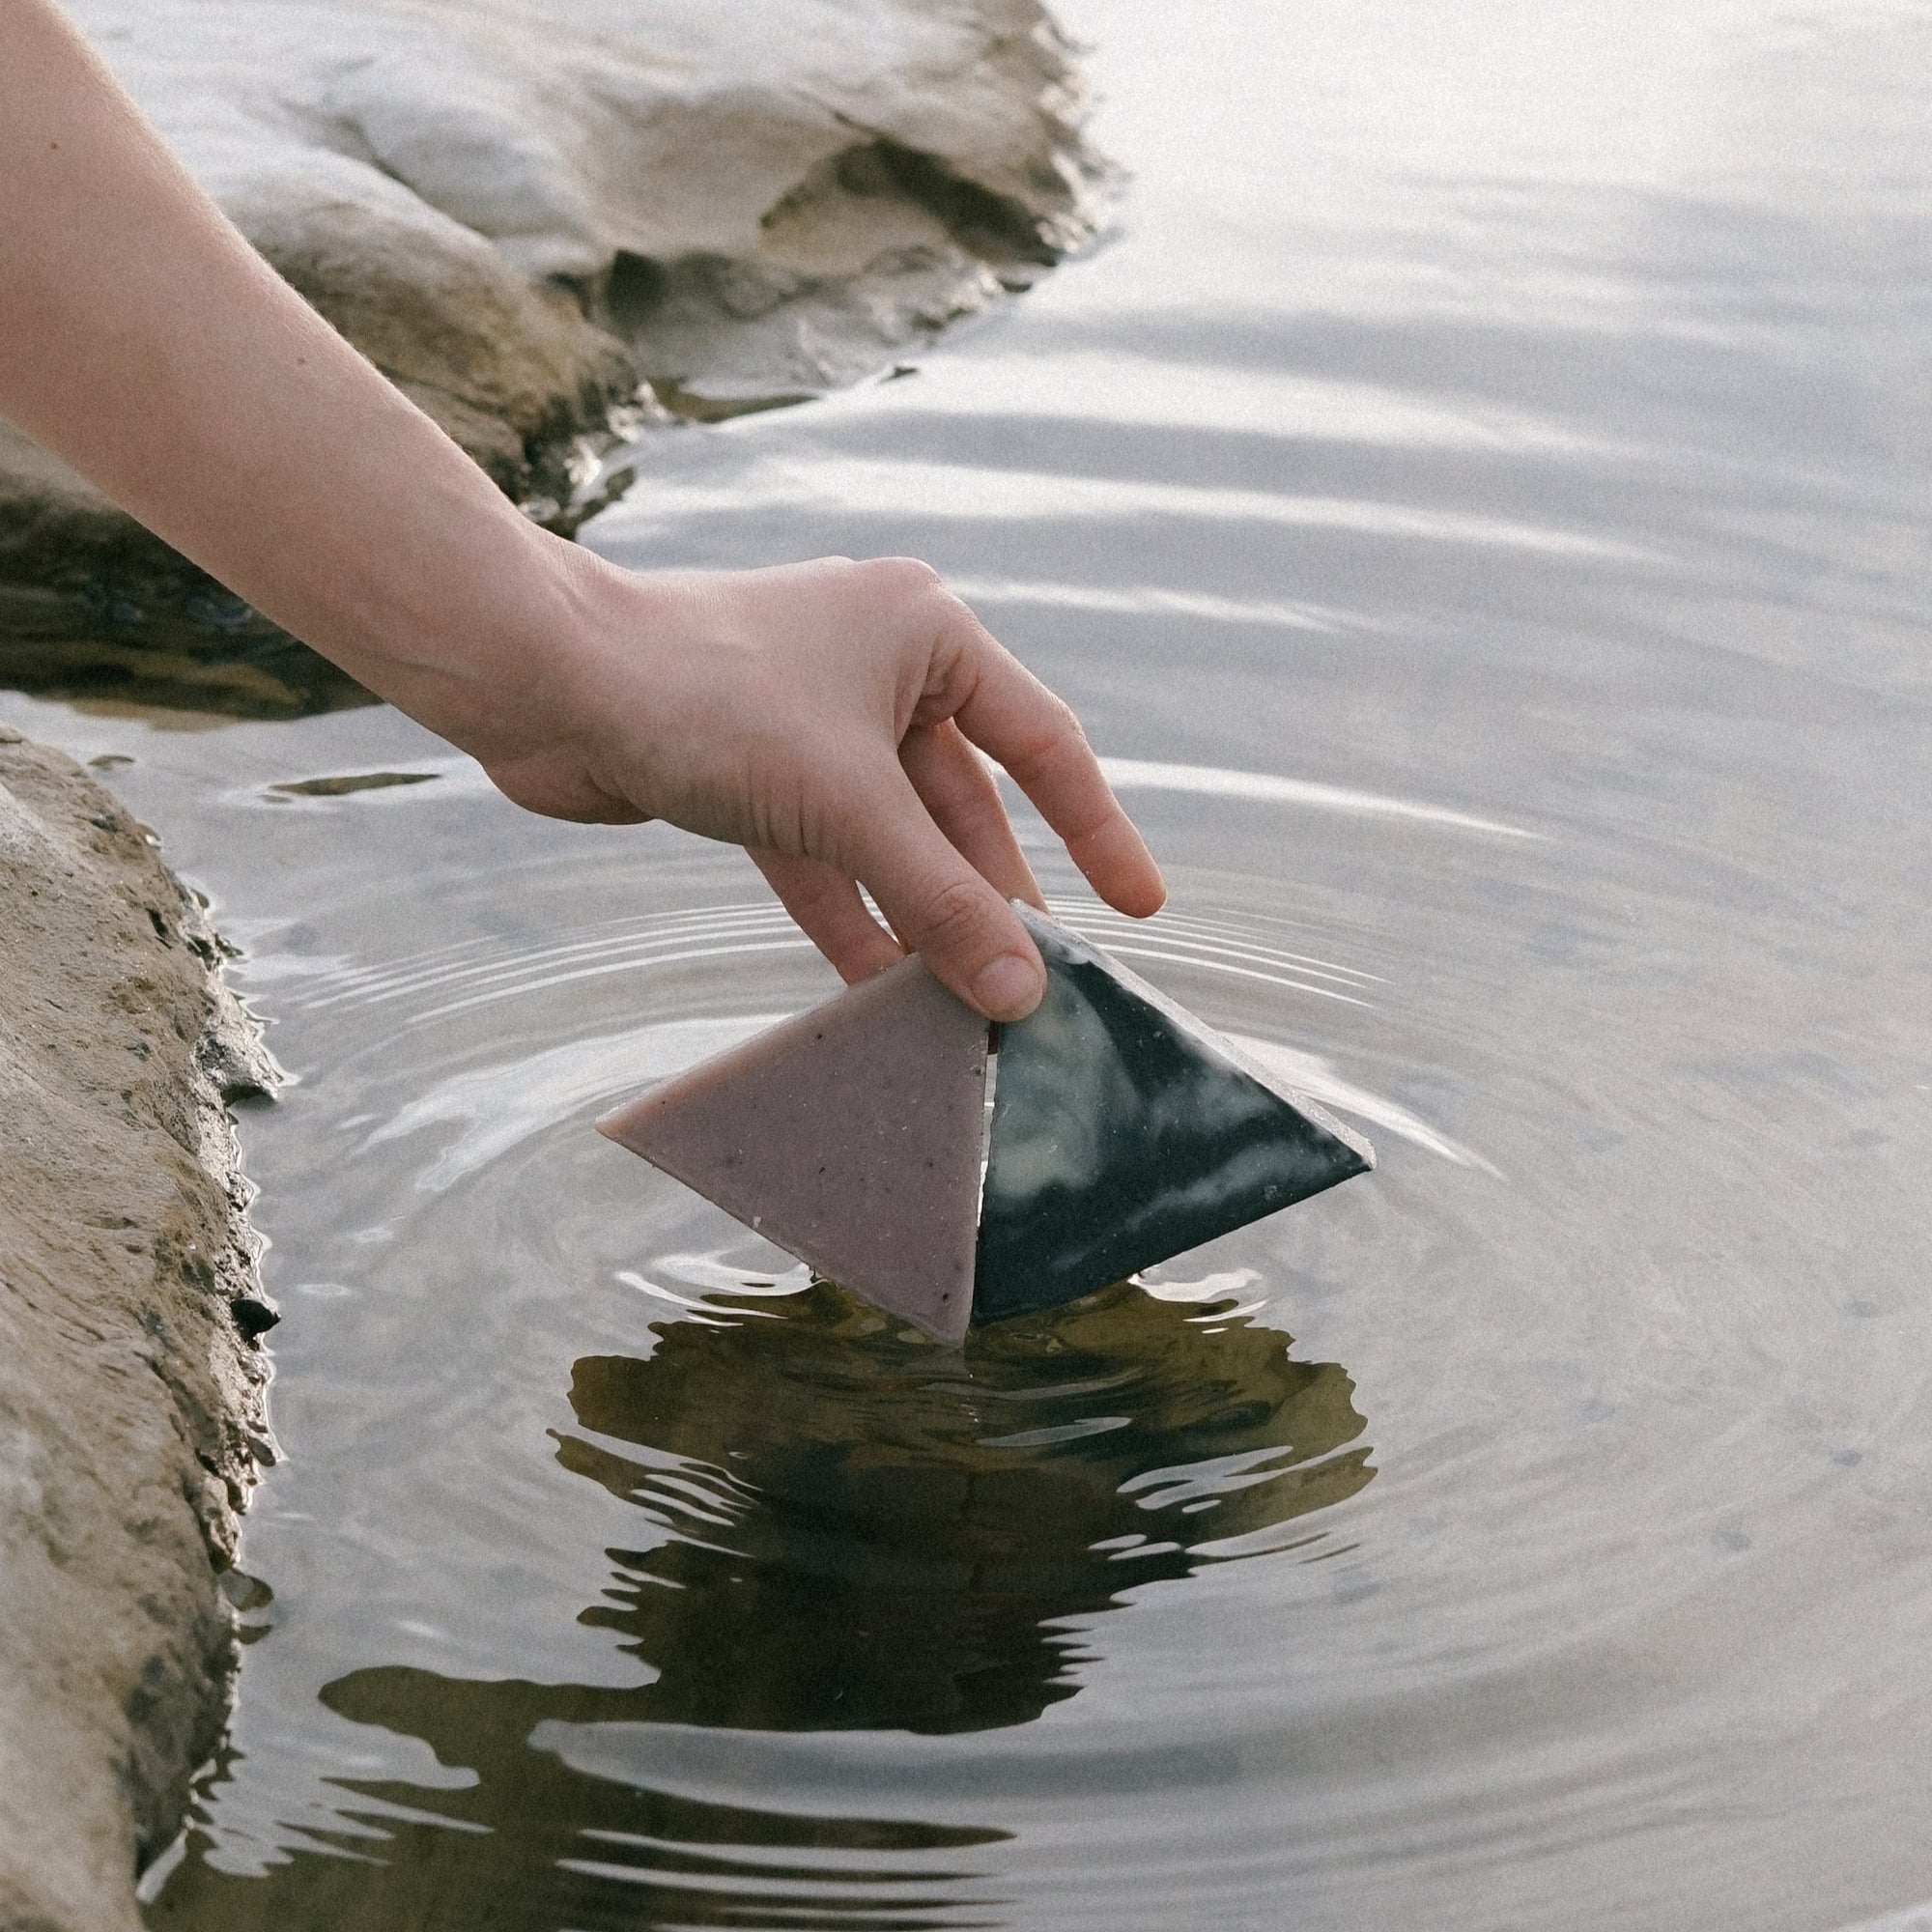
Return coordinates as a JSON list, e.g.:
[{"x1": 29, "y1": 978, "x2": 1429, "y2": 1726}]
[{"x1": 0, "y1": 0, "x2": 1164, "y2": 1022}]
